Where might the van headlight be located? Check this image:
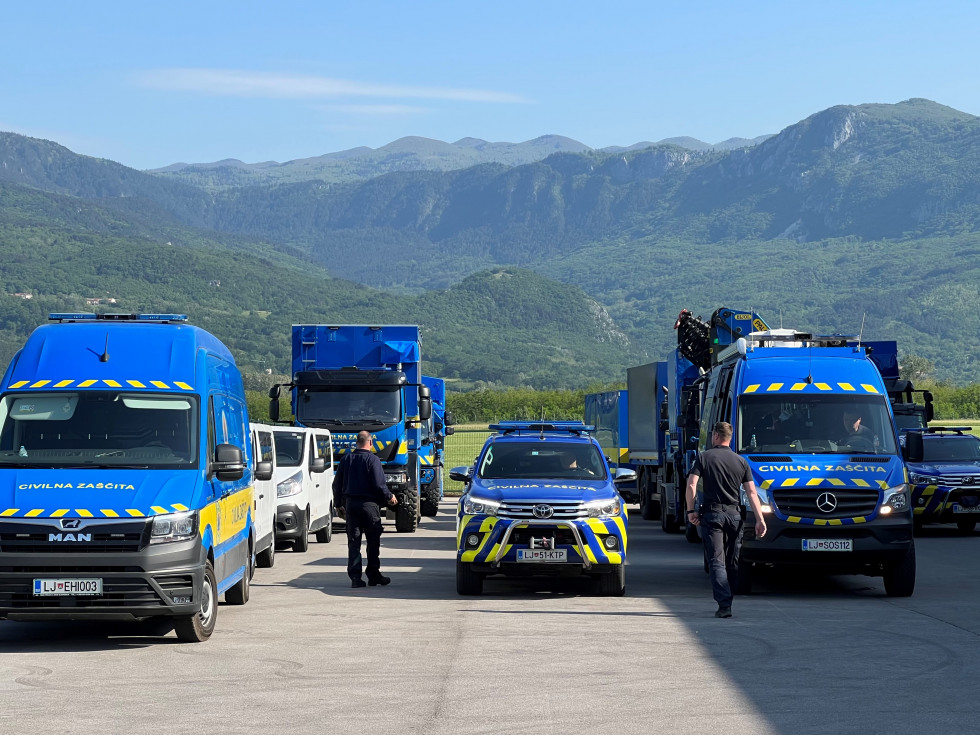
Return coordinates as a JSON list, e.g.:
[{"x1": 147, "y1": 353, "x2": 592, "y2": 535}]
[
  {"x1": 150, "y1": 511, "x2": 199, "y2": 544},
  {"x1": 585, "y1": 499, "x2": 621, "y2": 518},
  {"x1": 881, "y1": 484, "x2": 909, "y2": 514},
  {"x1": 463, "y1": 495, "x2": 500, "y2": 516},
  {"x1": 277, "y1": 471, "x2": 303, "y2": 498}
]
